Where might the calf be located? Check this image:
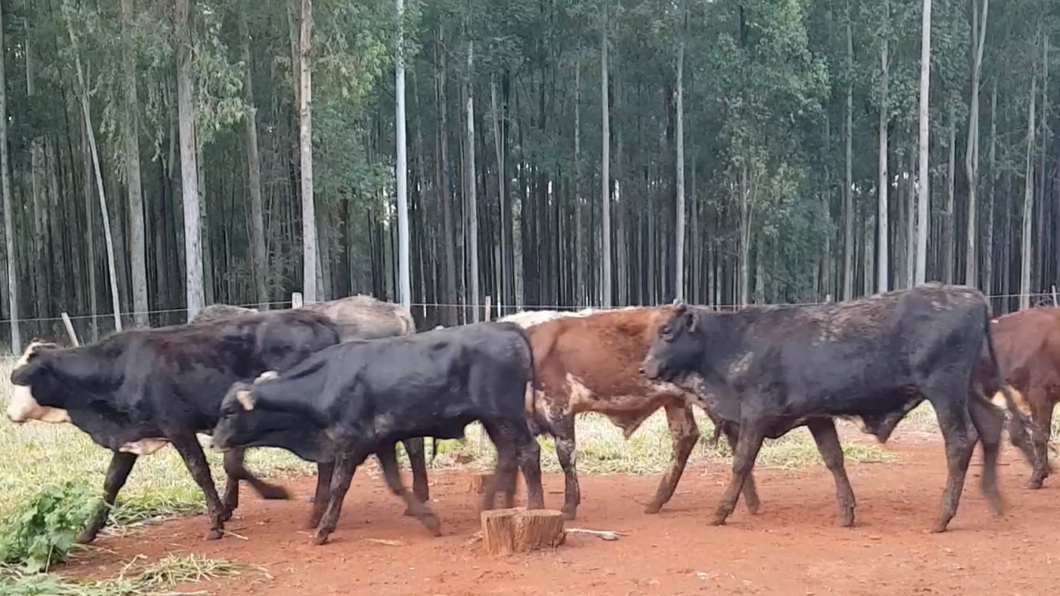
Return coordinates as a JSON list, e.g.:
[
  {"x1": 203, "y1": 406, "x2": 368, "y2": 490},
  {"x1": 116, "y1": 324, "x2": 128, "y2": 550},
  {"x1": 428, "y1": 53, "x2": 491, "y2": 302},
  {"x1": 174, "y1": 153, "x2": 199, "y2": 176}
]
[
  {"x1": 192, "y1": 295, "x2": 429, "y2": 503},
  {"x1": 7, "y1": 309, "x2": 342, "y2": 542},
  {"x1": 977, "y1": 308, "x2": 1060, "y2": 489},
  {"x1": 509, "y1": 307, "x2": 759, "y2": 520},
  {"x1": 641, "y1": 284, "x2": 1019, "y2": 533},
  {"x1": 210, "y1": 321, "x2": 545, "y2": 545}
]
